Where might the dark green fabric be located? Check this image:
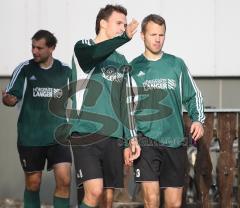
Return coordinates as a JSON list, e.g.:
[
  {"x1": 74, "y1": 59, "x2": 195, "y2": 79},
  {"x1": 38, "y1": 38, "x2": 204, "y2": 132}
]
[
  {"x1": 71, "y1": 33, "x2": 135, "y2": 139},
  {"x1": 53, "y1": 196, "x2": 69, "y2": 208},
  {"x1": 6, "y1": 59, "x2": 72, "y2": 146},
  {"x1": 24, "y1": 189, "x2": 40, "y2": 208},
  {"x1": 79, "y1": 201, "x2": 96, "y2": 208},
  {"x1": 131, "y1": 53, "x2": 205, "y2": 147}
]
